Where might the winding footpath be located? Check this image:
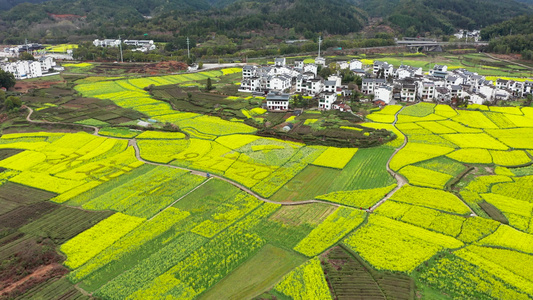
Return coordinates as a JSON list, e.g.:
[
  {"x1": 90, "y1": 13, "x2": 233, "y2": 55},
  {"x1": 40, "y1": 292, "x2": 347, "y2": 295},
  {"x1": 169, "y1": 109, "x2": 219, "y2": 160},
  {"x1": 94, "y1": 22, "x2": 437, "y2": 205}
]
[
  {"x1": 25, "y1": 104, "x2": 469, "y2": 216},
  {"x1": 368, "y1": 107, "x2": 409, "y2": 212},
  {"x1": 25, "y1": 107, "x2": 341, "y2": 209}
]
